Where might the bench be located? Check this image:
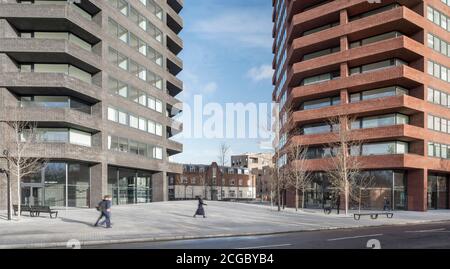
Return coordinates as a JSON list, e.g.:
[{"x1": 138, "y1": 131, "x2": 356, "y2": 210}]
[
  {"x1": 354, "y1": 212, "x2": 394, "y2": 220},
  {"x1": 13, "y1": 205, "x2": 33, "y2": 216},
  {"x1": 31, "y1": 206, "x2": 58, "y2": 218}
]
